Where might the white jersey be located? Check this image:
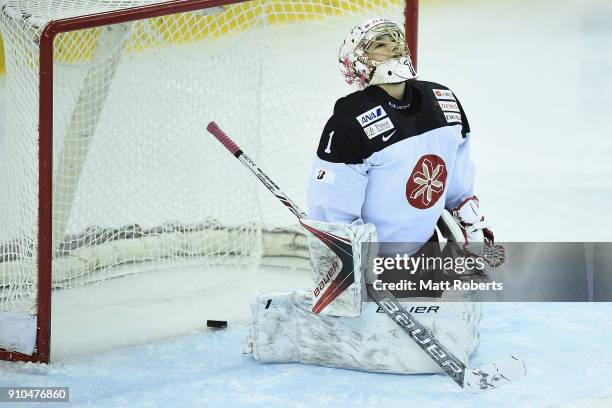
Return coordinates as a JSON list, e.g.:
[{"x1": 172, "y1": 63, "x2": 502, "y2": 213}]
[{"x1": 307, "y1": 80, "x2": 475, "y2": 246}]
